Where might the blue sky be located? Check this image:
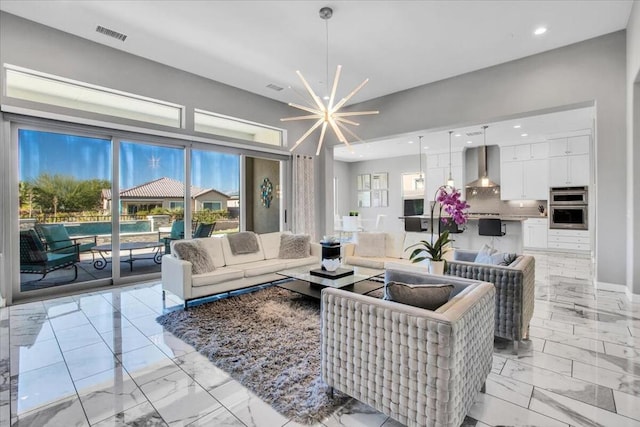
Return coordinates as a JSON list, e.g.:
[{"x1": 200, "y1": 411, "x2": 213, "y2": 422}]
[{"x1": 19, "y1": 130, "x2": 240, "y2": 194}]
